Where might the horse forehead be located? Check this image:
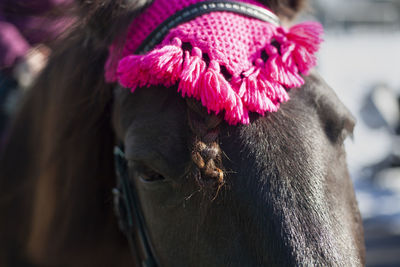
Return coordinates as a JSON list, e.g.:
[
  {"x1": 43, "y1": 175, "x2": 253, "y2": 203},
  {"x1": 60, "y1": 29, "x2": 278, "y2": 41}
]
[
  {"x1": 219, "y1": 74, "x2": 344, "y2": 191},
  {"x1": 113, "y1": 85, "x2": 187, "y2": 135},
  {"x1": 113, "y1": 72, "x2": 351, "y2": 154},
  {"x1": 231, "y1": 106, "x2": 327, "y2": 175}
]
